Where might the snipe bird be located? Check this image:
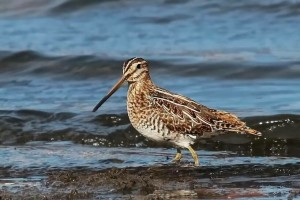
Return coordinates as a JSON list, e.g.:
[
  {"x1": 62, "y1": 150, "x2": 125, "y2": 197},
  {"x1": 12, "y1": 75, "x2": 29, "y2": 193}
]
[{"x1": 93, "y1": 57, "x2": 261, "y2": 166}]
